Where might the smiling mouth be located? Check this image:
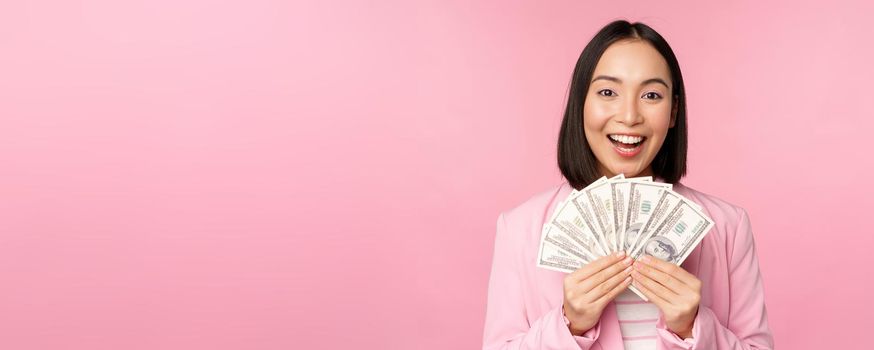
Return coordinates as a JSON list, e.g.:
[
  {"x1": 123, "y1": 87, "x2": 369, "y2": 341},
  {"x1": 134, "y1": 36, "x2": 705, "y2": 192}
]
[{"x1": 607, "y1": 134, "x2": 646, "y2": 155}]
